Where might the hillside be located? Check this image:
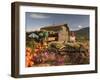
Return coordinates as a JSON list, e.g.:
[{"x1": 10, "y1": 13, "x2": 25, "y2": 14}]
[{"x1": 72, "y1": 27, "x2": 89, "y2": 41}]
